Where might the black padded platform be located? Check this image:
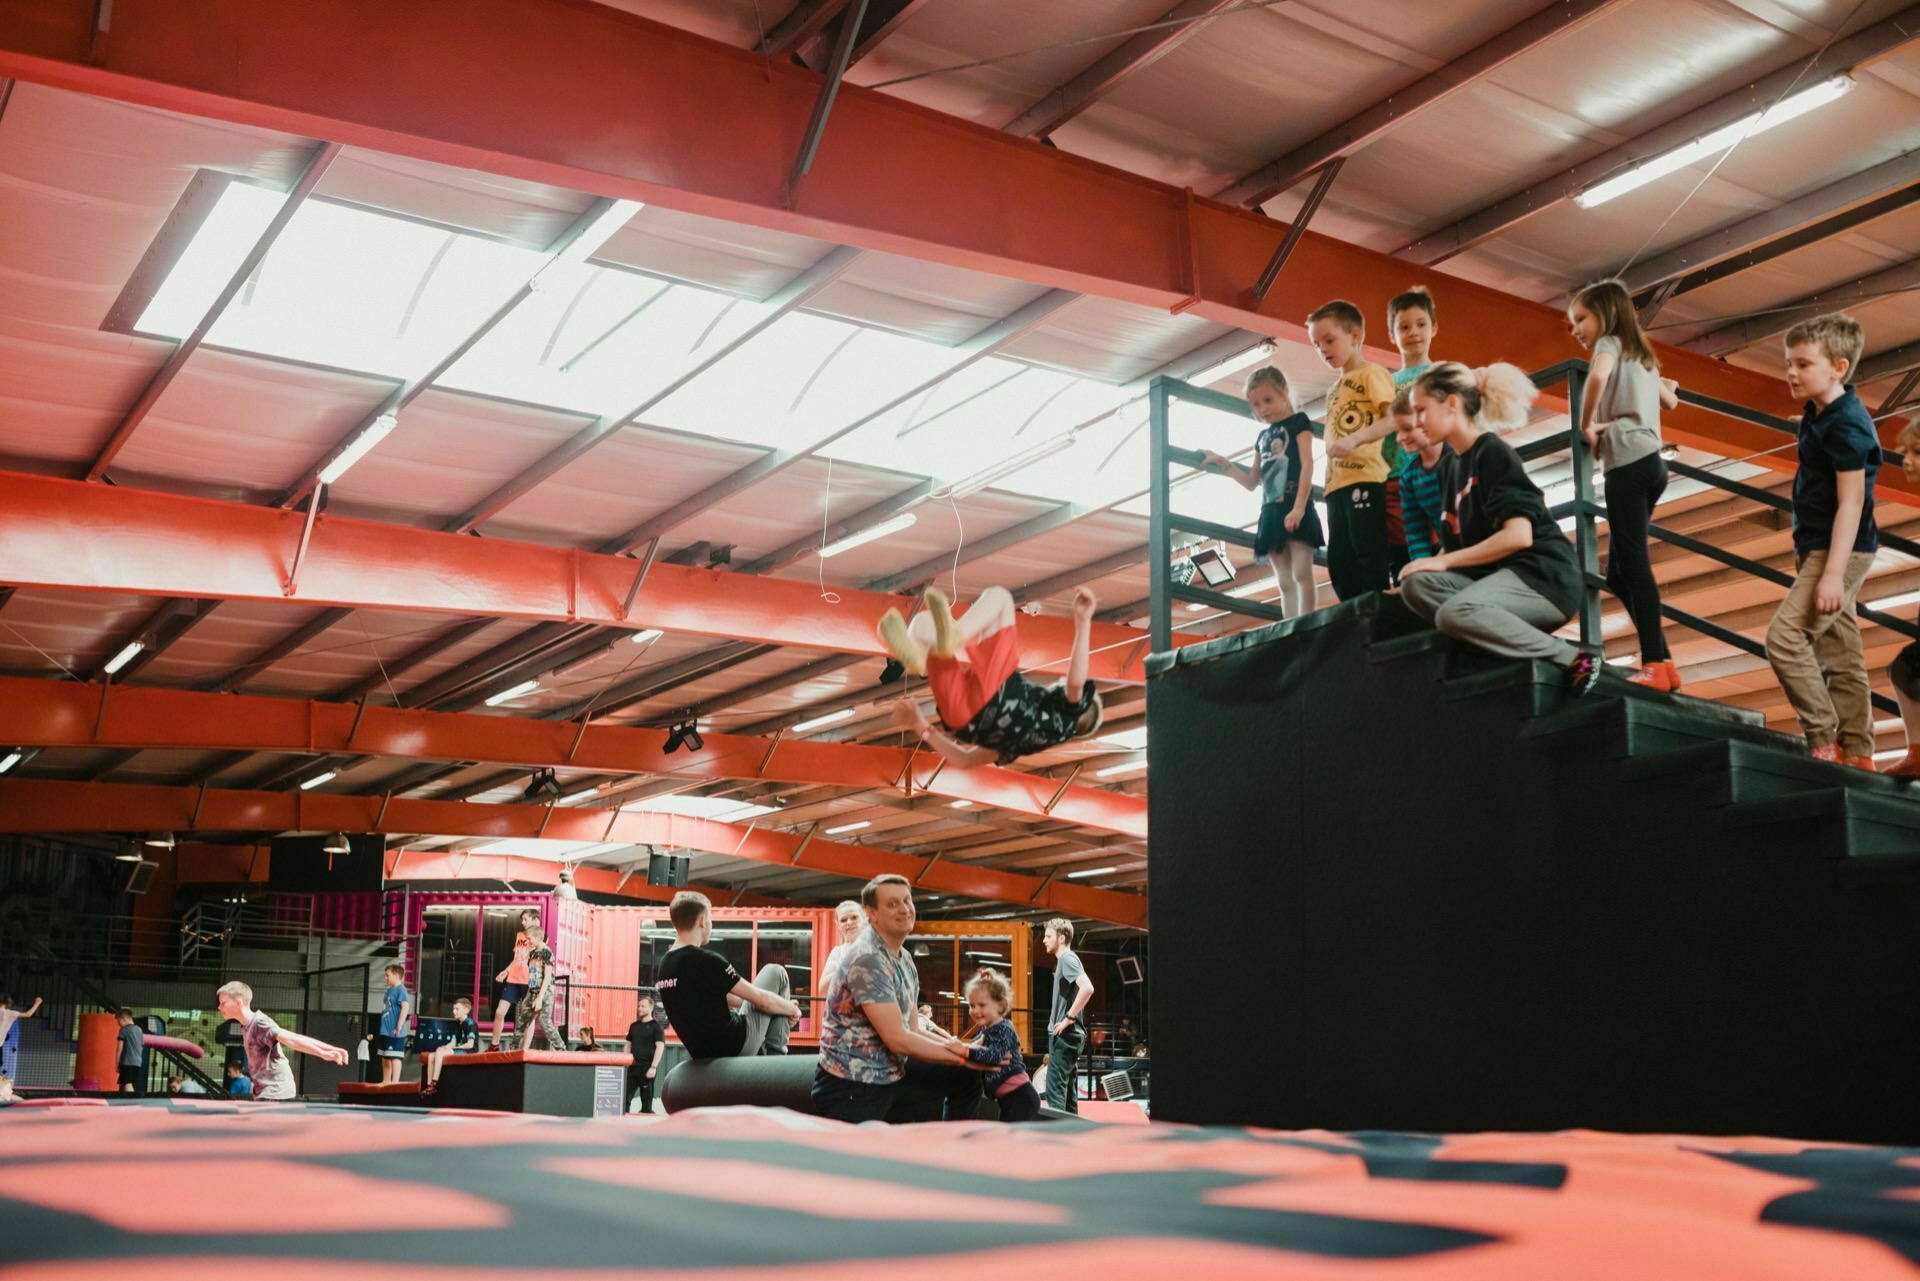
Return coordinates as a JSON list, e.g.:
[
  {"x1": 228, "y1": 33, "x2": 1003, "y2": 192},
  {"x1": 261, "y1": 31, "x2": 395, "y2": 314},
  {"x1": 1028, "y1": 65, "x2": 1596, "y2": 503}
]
[
  {"x1": 434, "y1": 1049, "x2": 632, "y2": 1117},
  {"x1": 662, "y1": 1053, "x2": 1006, "y2": 1121},
  {"x1": 1149, "y1": 594, "x2": 1920, "y2": 1143}
]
